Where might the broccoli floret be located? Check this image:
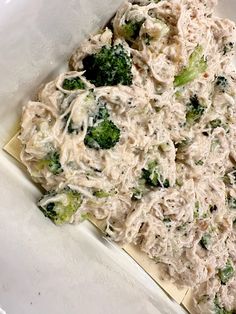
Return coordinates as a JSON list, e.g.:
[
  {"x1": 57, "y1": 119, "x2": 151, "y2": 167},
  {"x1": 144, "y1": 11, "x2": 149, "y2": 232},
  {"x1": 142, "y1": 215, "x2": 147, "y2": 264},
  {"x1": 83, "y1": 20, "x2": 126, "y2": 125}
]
[
  {"x1": 84, "y1": 104, "x2": 120, "y2": 149},
  {"x1": 186, "y1": 95, "x2": 205, "y2": 125},
  {"x1": 142, "y1": 161, "x2": 170, "y2": 188},
  {"x1": 47, "y1": 152, "x2": 62, "y2": 174},
  {"x1": 132, "y1": 161, "x2": 169, "y2": 200},
  {"x1": 93, "y1": 190, "x2": 110, "y2": 198},
  {"x1": 38, "y1": 151, "x2": 63, "y2": 175},
  {"x1": 82, "y1": 44, "x2": 133, "y2": 87},
  {"x1": 199, "y1": 233, "x2": 211, "y2": 249},
  {"x1": 62, "y1": 77, "x2": 85, "y2": 90},
  {"x1": 84, "y1": 120, "x2": 120, "y2": 149},
  {"x1": 121, "y1": 19, "x2": 145, "y2": 42},
  {"x1": 215, "y1": 76, "x2": 228, "y2": 92},
  {"x1": 218, "y1": 260, "x2": 234, "y2": 284},
  {"x1": 174, "y1": 45, "x2": 207, "y2": 87},
  {"x1": 38, "y1": 188, "x2": 82, "y2": 225}
]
